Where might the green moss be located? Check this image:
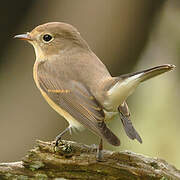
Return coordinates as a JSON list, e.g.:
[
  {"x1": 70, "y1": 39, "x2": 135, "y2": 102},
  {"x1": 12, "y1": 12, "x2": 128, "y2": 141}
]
[
  {"x1": 4, "y1": 174, "x2": 29, "y2": 180},
  {"x1": 17, "y1": 175, "x2": 29, "y2": 180},
  {"x1": 160, "y1": 177, "x2": 169, "y2": 180},
  {"x1": 5, "y1": 173, "x2": 12, "y2": 178},
  {"x1": 29, "y1": 161, "x2": 45, "y2": 171},
  {"x1": 35, "y1": 173, "x2": 48, "y2": 180}
]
